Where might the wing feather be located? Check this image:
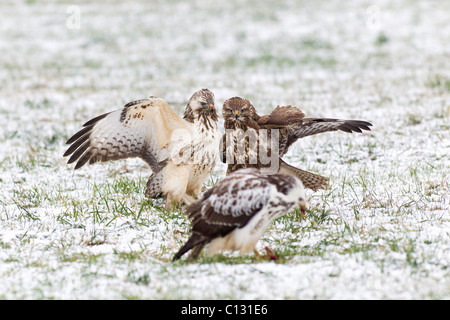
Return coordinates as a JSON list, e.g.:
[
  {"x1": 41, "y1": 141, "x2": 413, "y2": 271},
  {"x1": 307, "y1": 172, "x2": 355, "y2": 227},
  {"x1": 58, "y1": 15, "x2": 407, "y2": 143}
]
[
  {"x1": 188, "y1": 170, "x2": 273, "y2": 239},
  {"x1": 291, "y1": 118, "x2": 372, "y2": 138},
  {"x1": 64, "y1": 97, "x2": 189, "y2": 170},
  {"x1": 279, "y1": 118, "x2": 372, "y2": 155},
  {"x1": 255, "y1": 104, "x2": 372, "y2": 155}
]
